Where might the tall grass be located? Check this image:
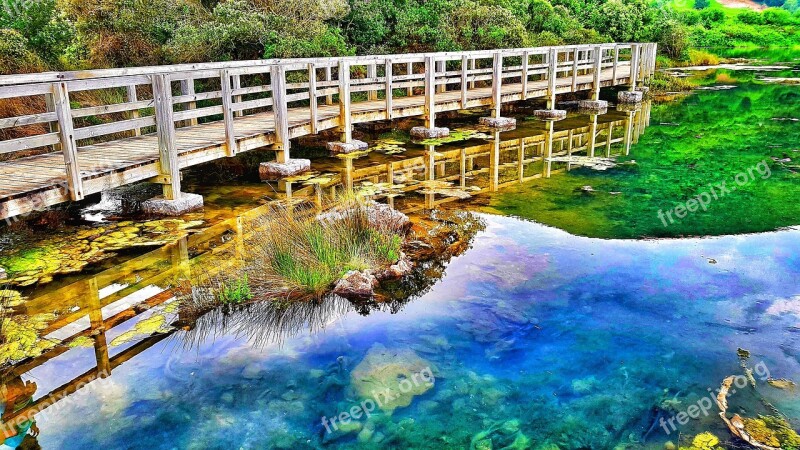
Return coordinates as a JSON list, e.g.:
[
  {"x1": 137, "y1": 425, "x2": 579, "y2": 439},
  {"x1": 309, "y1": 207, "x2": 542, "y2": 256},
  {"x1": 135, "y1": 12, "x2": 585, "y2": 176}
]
[
  {"x1": 236, "y1": 199, "x2": 406, "y2": 298},
  {"x1": 688, "y1": 49, "x2": 721, "y2": 66}
]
